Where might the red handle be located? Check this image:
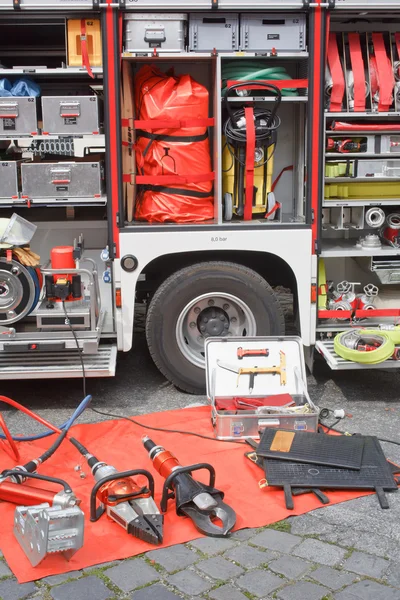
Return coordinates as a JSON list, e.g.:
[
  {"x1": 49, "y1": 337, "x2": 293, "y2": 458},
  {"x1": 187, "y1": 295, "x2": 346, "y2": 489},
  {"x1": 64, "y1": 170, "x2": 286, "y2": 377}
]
[
  {"x1": 0, "y1": 114, "x2": 17, "y2": 118},
  {"x1": 52, "y1": 179, "x2": 70, "y2": 184},
  {"x1": 237, "y1": 347, "x2": 269, "y2": 359},
  {"x1": 60, "y1": 113, "x2": 80, "y2": 118}
]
